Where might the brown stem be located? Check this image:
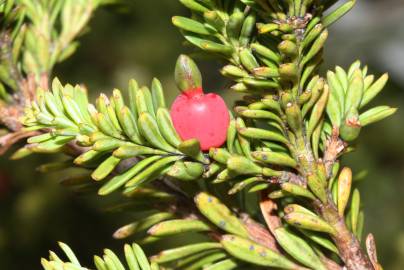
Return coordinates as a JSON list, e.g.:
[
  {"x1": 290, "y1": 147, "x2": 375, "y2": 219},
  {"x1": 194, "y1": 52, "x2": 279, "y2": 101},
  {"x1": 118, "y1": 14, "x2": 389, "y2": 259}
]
[
  {"x1": 319, "y1": 130, "x2": 373, "y2": 269},
  {"x1": 0, "y1": 70, "x2": 53, "y2": 155},
  {"x1": 0, "y1": 130, "x2": 40, "y2": 154},
  {"x1": 319, "y1": 199, "x2": 373, "y2": 270},
  {"x1": 277, "y1": 171, "x2": 307, "y2": 187},
  {"x1": 291, "y1": 126, "x2": 373, "y2": 269},
  {"x1": 323, "y1": 127, "x2": 346, "y2": 177}
]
